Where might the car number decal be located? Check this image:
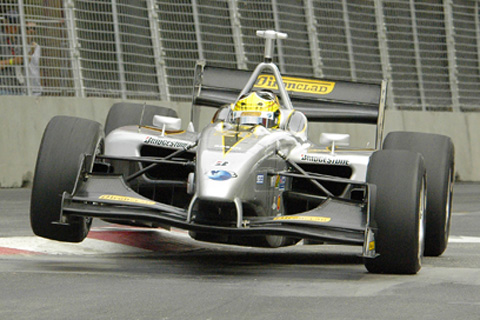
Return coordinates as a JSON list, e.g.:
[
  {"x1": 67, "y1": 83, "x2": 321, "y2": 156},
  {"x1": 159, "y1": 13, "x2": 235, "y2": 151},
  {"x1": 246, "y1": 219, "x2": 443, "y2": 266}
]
[{"x1": 256, "y1": 174, "x2": 265, "y2": 184}]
